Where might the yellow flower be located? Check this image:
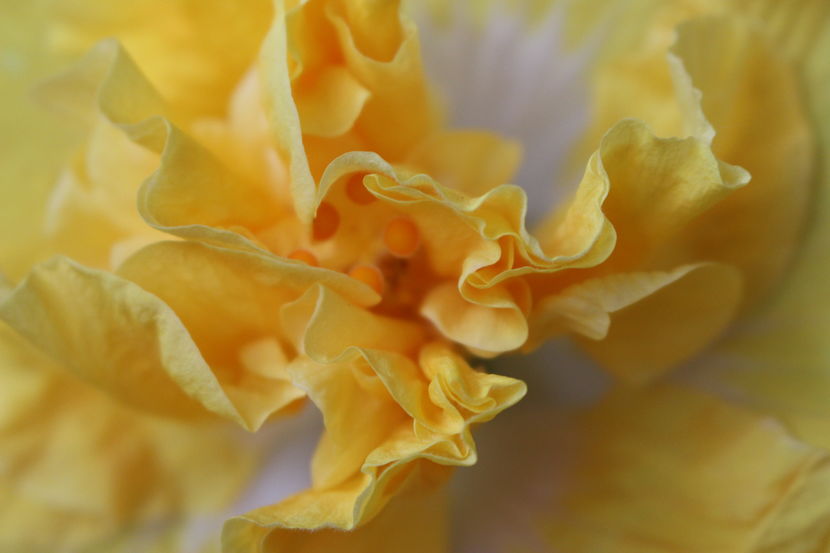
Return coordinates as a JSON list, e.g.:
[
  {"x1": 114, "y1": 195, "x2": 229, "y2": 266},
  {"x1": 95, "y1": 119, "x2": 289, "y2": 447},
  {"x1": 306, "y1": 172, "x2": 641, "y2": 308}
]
[{"x1": 1, "y1": 0, "x2": 830, "y2": 551}]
